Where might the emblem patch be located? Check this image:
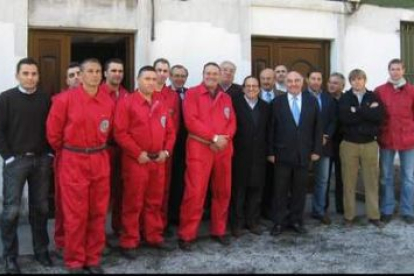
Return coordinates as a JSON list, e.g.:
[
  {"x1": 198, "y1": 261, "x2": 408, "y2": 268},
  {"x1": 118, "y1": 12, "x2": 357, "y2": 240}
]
[
  {"x1": 224, "y1": 107, "x2": 231, "y2": 119},
  {"x1": 160, "y1": 115, "x2": 167, "y2": 128},
  {"x1": 99, "y1": 119, "x2": 110, "y2": 133}
]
